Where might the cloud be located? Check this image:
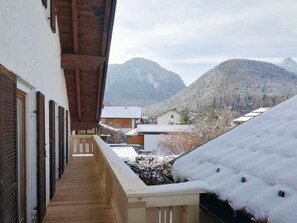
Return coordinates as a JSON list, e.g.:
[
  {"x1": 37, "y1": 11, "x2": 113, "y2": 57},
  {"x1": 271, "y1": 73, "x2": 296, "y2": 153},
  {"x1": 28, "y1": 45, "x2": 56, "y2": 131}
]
[{"x1": 109, "y1": 0, "x2": 297, "y2": 85}]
